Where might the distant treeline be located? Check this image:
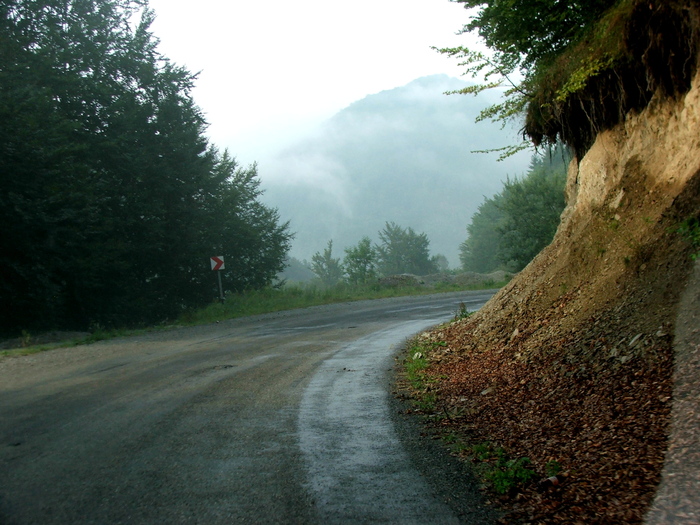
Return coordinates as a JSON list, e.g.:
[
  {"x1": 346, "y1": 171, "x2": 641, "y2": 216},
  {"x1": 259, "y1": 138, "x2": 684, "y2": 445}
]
[
  {"x1": 460, "y1": 144, "x2": 570, "y2": 273},
  {"x1": 0, "y1": 1, "x2": 291, "y2": 333},
  {"x1": 301, "y1": 222, "x2": 449, "y2": 287}
]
